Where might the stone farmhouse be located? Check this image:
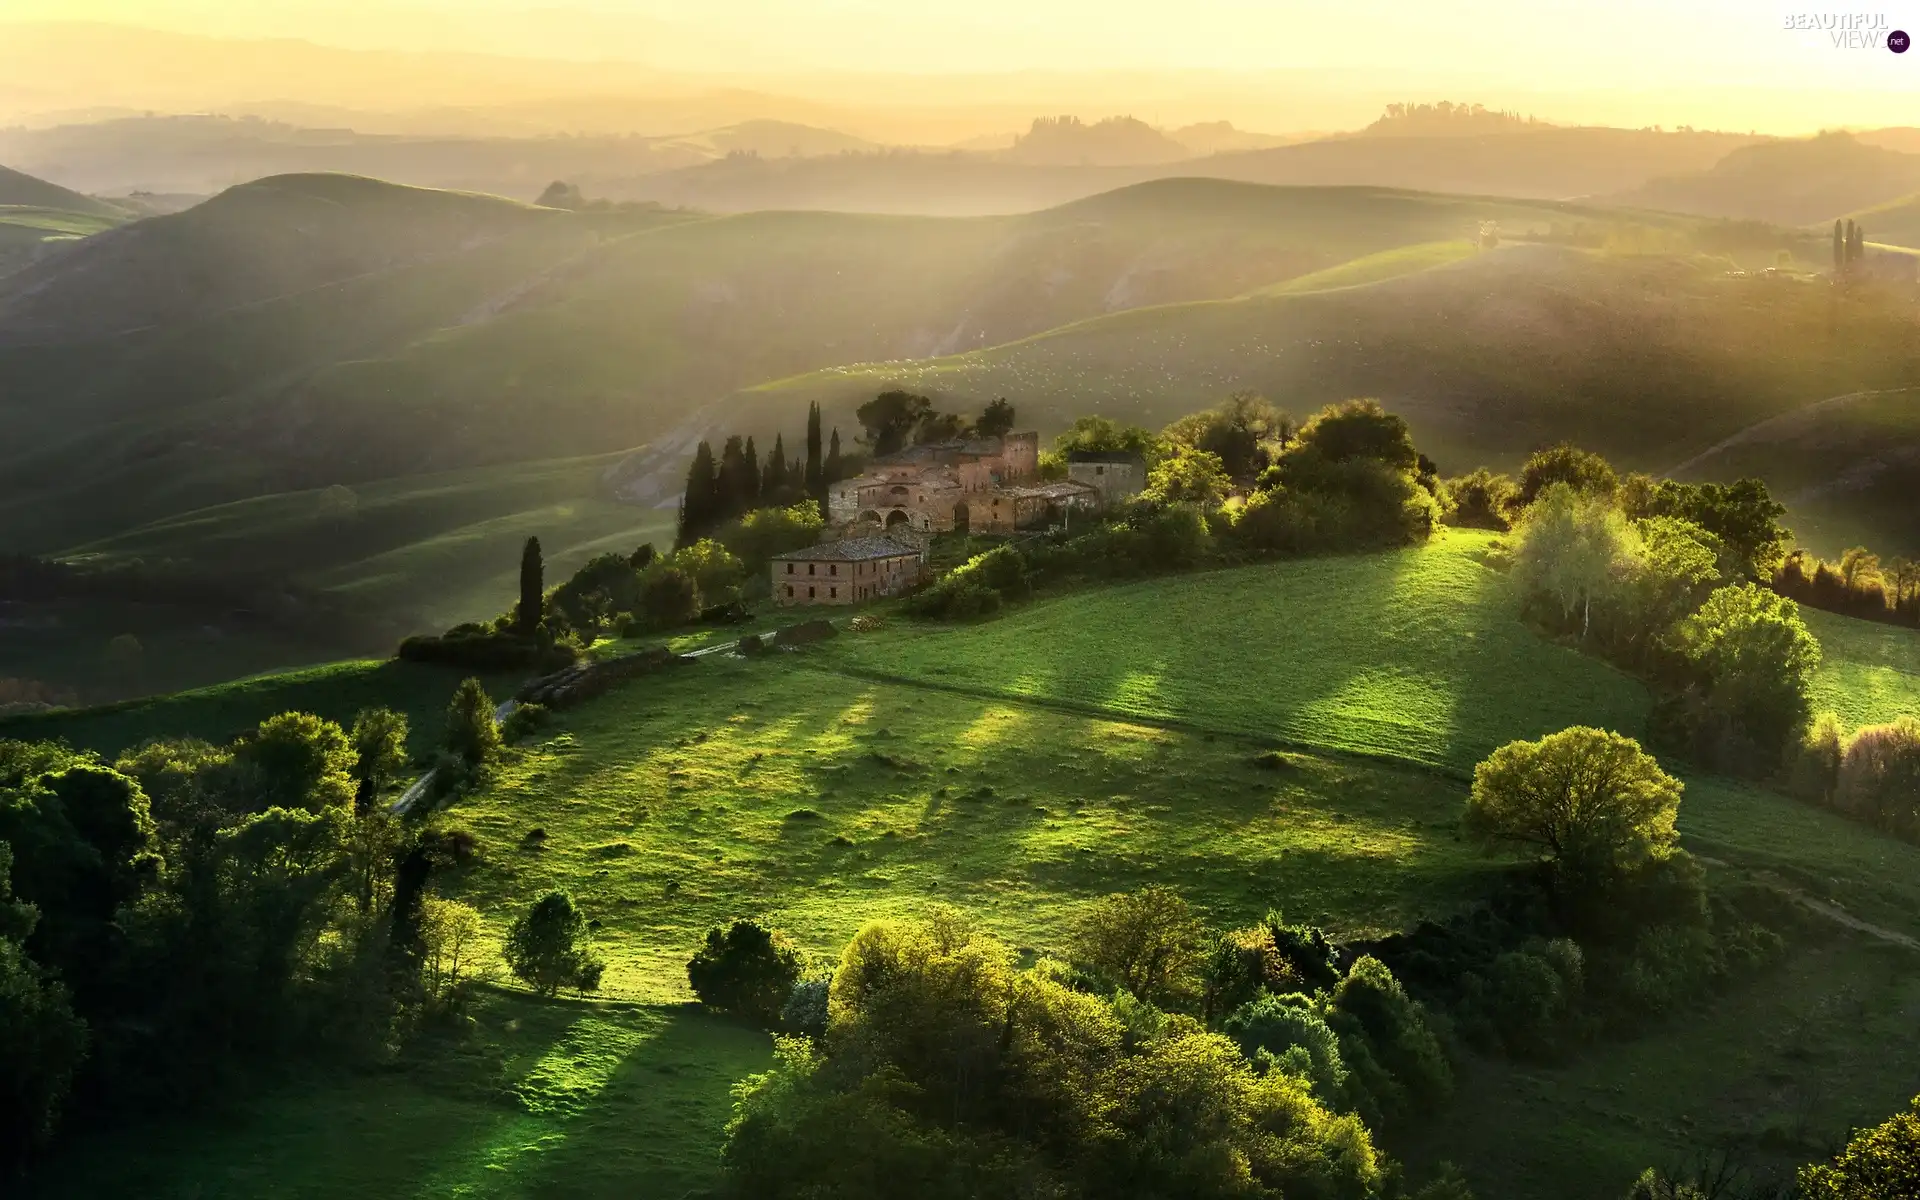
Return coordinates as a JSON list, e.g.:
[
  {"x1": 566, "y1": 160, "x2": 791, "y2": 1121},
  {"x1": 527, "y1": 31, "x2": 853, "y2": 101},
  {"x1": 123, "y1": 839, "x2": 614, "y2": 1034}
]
[
  {"x1": 825, "y1": 431, "x2": 1120, "y2": 538},
  {"x1": 771, "y1": 536, "x2": 923, "y2": 606}
]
